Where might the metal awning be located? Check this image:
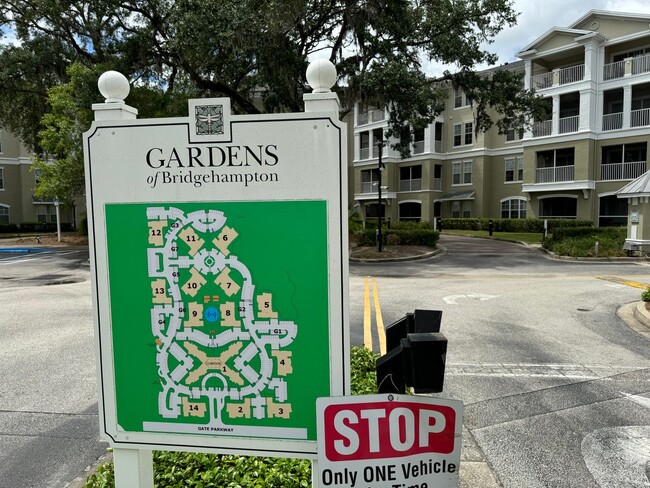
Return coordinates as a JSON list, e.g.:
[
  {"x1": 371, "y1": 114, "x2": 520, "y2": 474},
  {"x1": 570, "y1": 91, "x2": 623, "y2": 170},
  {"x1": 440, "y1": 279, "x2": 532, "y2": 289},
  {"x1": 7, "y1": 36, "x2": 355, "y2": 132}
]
[
  {"x1": 616, "y1": 170, "x2": 650, "y2": 198},
  {"x1": 436, "y1": 190, "x2": 476, "y2": 202}
]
